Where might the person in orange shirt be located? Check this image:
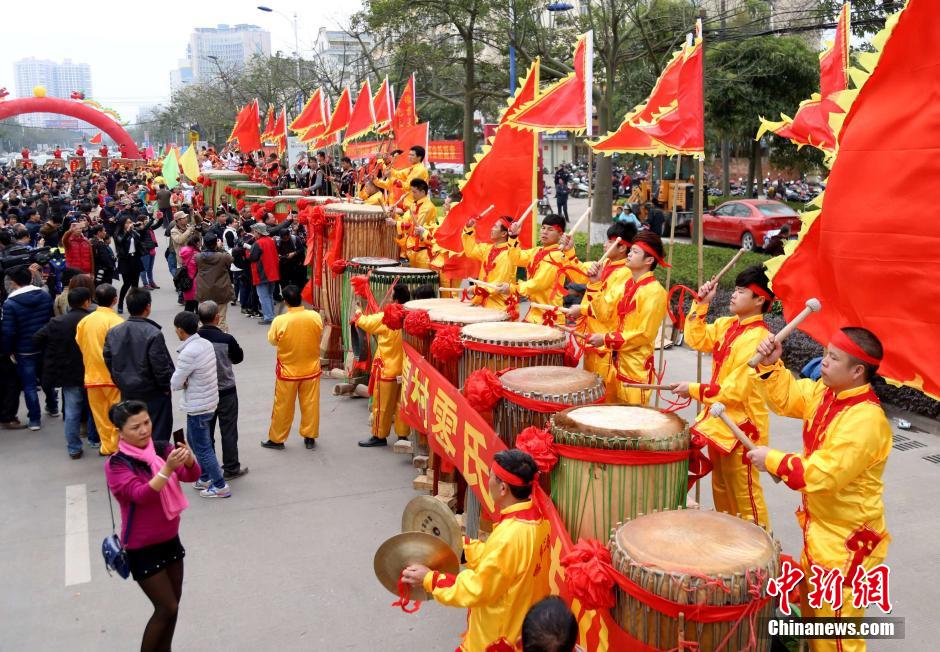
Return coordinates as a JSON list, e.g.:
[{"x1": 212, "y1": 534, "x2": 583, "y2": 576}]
[
  {"x1": 402, "y1": 449, "x2": 551, "y2": 652},
  {"x1": 261, "y1": 285, "x2": 323, "y2": 451},
  {"x1": 74, "y1": 284, "x2": 124, "y2": 455},
  {"x1": 355, "y1": 285, "x2": 411, "y2": 448}
]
